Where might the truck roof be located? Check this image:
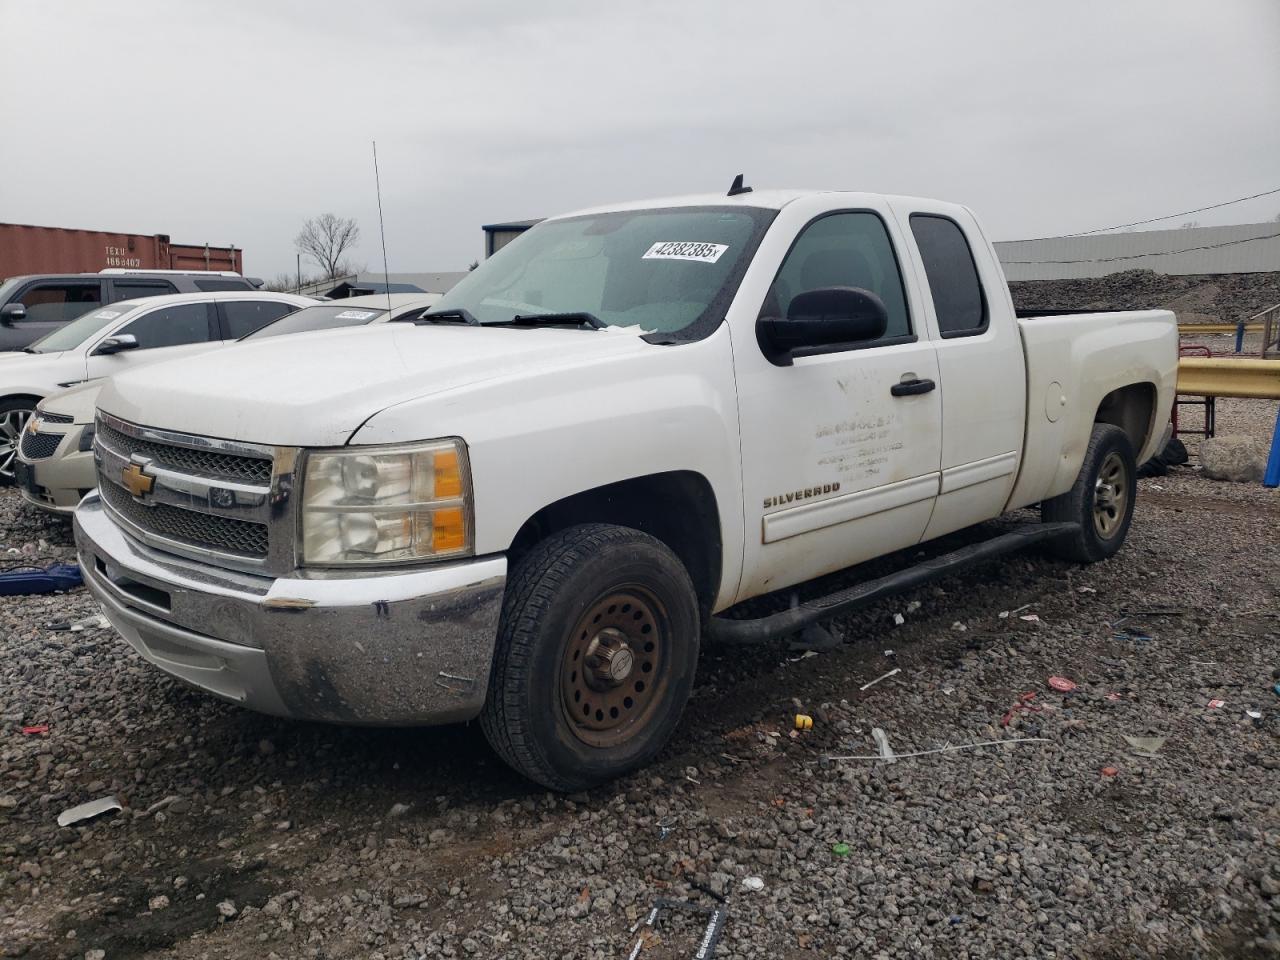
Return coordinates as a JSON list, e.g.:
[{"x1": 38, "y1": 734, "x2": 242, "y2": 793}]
[{"x1": 553, "y1": 189, "x2": 964, "y2": 220}]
